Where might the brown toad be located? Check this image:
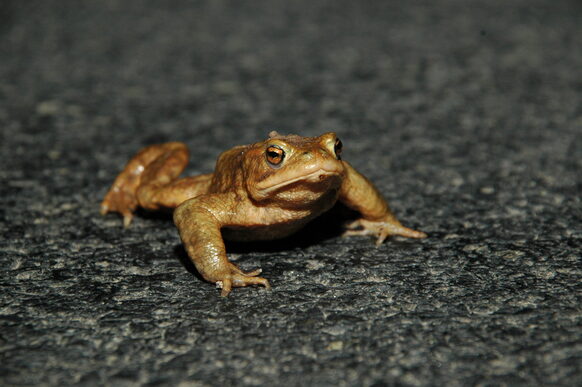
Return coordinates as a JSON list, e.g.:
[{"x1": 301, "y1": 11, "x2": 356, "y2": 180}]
[{"x1": 101, "y1": 131, "x2": 426, "y2": 296}]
